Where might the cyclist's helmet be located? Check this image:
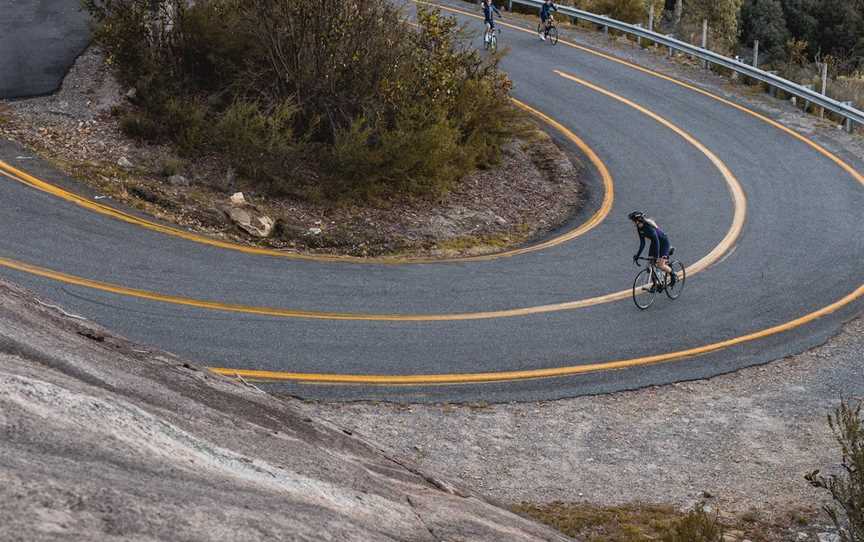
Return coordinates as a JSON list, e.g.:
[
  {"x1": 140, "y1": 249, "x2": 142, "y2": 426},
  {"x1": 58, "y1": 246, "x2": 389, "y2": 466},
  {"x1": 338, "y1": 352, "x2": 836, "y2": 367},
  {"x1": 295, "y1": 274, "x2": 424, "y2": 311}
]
[{"x1": 628, "y1": 210, "x2": 645, "y2": 222}]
